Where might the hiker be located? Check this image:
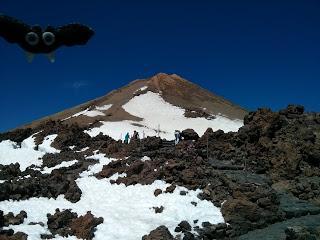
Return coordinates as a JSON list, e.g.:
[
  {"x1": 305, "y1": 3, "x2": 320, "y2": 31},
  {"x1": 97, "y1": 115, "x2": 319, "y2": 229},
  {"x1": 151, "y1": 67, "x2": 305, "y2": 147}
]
[
  {"x1": 136, "y1": 131, "x2": 140, "y2": 139},
  {"x1": 132, "y1": 130, "x2": 140, "y2": 140},
  {"x1": 174, "y1": 130, "x2": 181, "y2": 145},
  {"x1": 124, "y1": 132, "x2": 130, "y2": 144}
]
